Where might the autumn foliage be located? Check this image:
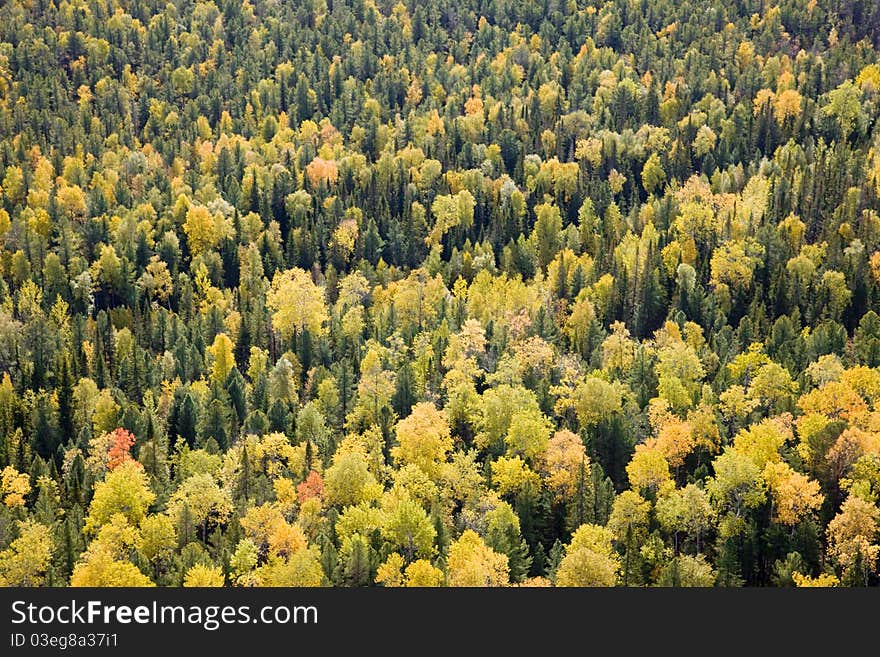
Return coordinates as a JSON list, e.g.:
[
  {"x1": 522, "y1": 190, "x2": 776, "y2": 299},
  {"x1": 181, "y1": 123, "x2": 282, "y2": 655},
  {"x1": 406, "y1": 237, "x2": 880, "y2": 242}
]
[{"x1": 3, "y1": 0, "x2": 880, "y2": 590}]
